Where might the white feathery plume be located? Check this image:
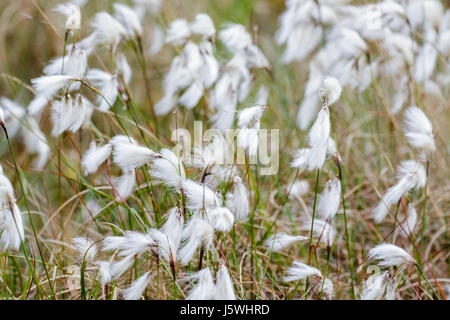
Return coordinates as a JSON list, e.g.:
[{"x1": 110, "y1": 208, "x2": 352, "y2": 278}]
[
  {"x1": 187, "y1": 268, "x2": 216, "y2": 300},
  {"x1": 316, "y1": 178, "x2": 341, "y2": 220},
  {"x1": 181, "y1": 180, "x2": 220, "y2": 210},
  {"x1": 114, "y1": 170, "x2": 136, "y2": 200},
  {"x1": 44, "y1": 48, "x2": 88, "y2": 79},
  {"x1": 97, "y1": 261, "x2": 112, "y2": 286},
  {"x1": 72, "y1": 237, "x2": 97, "y2": 263},
  {"x1": 86, "y1": 69, "x2": 119, "y2": 112},
  {"x1": 284, "y1": 261, "x2": 322, "y2": 282},
  {"x1": 214, "y1": 265, "x2": 236, "y2": 300},
  {"x1": 104, "y1": 231, "x2": 154, "y2": 257},
  {"x1": 300, "y1": 219, "x2": 336, "y2": 247},
  {"x1": 178, "y1": 81, "x2": 204, "y2": 109},
  {"x1": 0, "y1": 203, "x2": 25, "y2": 251},
  {"x1": 306, "y1": 105, "x2": 330, "y2": 171},
  {"x1": 110, "y1": 255, "x2": 135, "y2": 280},
  {"x1": 166, "y1": 19, "x2": 191, "y2": 45},
  {"x1": 265, "y1": 232, "x2": 308, "y2": 252},
  {"x1": 149, "y1": 148, "x2": 186, "y2": 189},
  {"x1": 226, "y1": 176, "x2": 249, "y2": 221},
  {"x1": 148, "y1": 229, "x2": 177, "y2": 263},
  {"x1": 288, "y1": 180, "x2": 309, "y2": 200},
  {"x1": 123, "y1": 271, "x2": 152, "y2": 300},
  {"x1": 237, "y1": 105, "x2": 267, "y2": 128},
  {"x1": 67, "y1": 94, "x2": 92, "y2": 133},
  {"x1": 114, "y1": 3, "x2": 143, "y2": 39},
  {"x1": 31, "y1": 75, "x2": 74, "y2": 98},
  {"x1": 219, "y1": 24, "x2": 252, "y2": 52},
  {"x1": 208, "y1": 207, "x2": 234, "y2": 232},
  {"x1": 190, "y1": 13, "x2": 216, "y2": 40},
  {"x1": 51, "y1": 95, "x2": 74, "y2": 137},
  {"x1": 179, "y1": 217, "x2": 214, "y2": 265},
  {"x1": 361, "y1": 271, "x2": 388, "y2": 300},
  {"x1": 110, "y1": 135, "x2": 158, "y2": 171},
  {"x1": 373, "y1": 160, "x2": 426, "y2": 223},
  {"x1": 161, "y1": 207, "x2": 184, "y2": 250},
  {"x1": 198, "y1": 41, "x2": 219, "y2": 88},
  {"x1": 82, "y1": 141, "x2": 112, "y2": 175},
  {"x1": 54, "y1": 4, "x2": 81, "y2": 32},
  {"x1": 368, "y1": 243, "x2": 415, "y2": 268},
  {"x1": 91, "y1": 12, "x2": 127, "y2": 51},
  {"x1": 290, "y1": 148, "x2": 311, "y2": 171},
  {"x1": 403, "y1": 106, "x2": 436, "y2": 154}
]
